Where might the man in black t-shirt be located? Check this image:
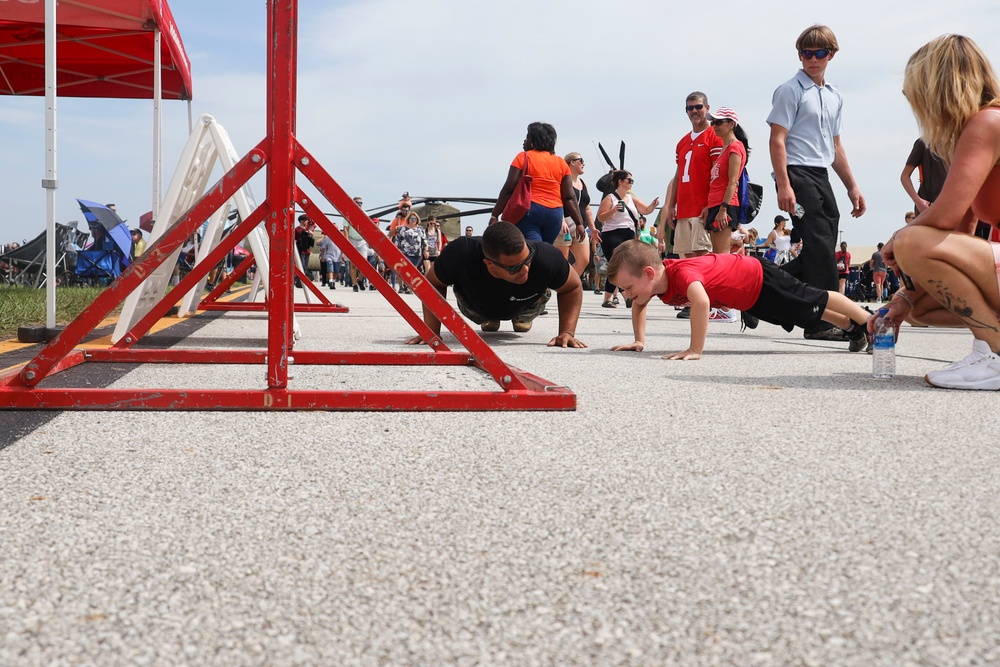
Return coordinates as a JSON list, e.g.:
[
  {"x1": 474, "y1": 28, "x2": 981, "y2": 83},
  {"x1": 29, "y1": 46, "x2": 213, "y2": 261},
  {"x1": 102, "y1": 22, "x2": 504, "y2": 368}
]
[{"x1": 404, "y1": 222, "x2": 586, "y2": 348}]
